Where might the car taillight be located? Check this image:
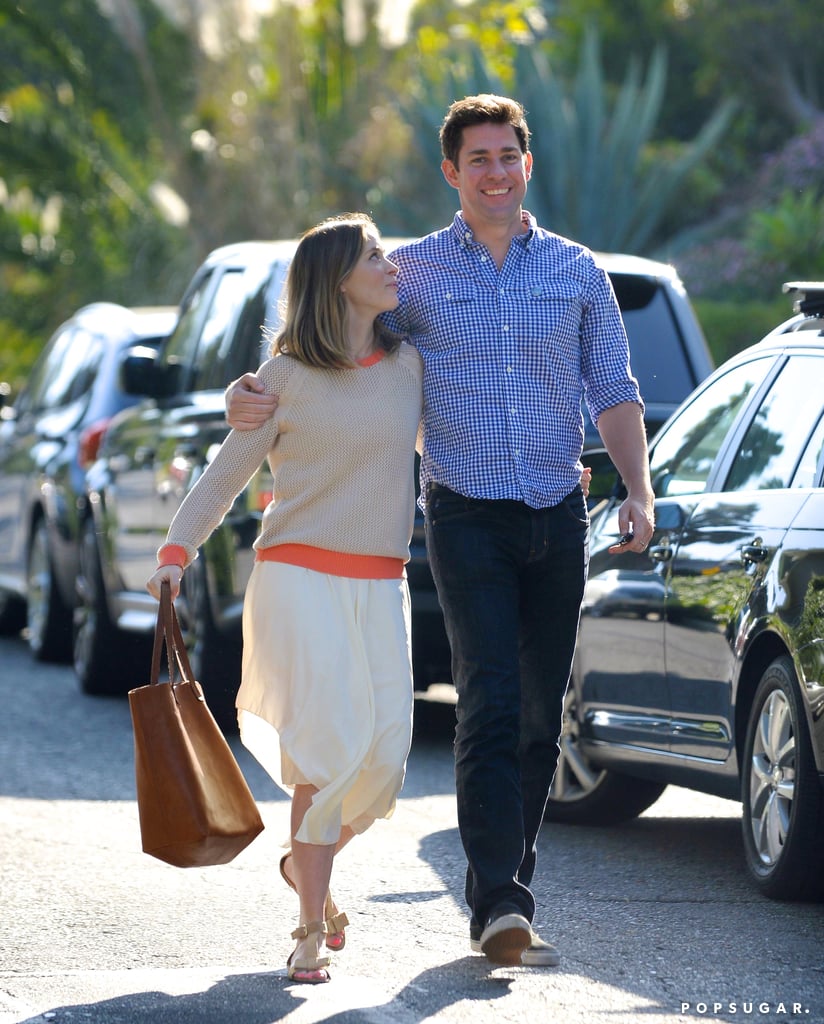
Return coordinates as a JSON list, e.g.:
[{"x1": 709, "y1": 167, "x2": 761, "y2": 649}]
[{"x1": 78, "y1": 418, "x2": 112, "y2": 469}]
